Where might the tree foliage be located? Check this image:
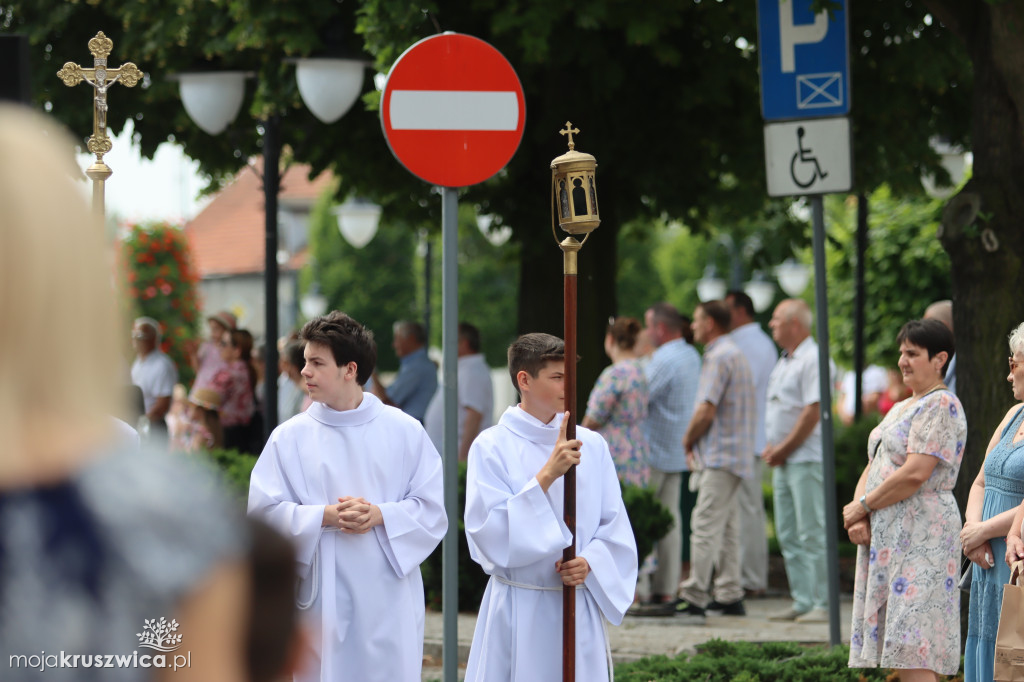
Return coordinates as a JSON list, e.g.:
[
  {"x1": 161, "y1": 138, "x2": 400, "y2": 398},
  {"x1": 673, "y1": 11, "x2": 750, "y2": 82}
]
[
  {"x1": 303, "y1": 183, "x2": 418, "y2": 372},
  {"x1": 1, "y1": 0, "x2": 972, "y2": 410},
  {"x1": 825, "y1": 186, "x2": 952, "y2": 370}
]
